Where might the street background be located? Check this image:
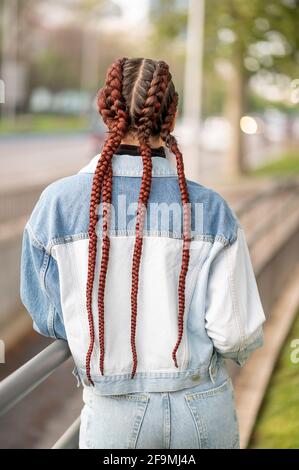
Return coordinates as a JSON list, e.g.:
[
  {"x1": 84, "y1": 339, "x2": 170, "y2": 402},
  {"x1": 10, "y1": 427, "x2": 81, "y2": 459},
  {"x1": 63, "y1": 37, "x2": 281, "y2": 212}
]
[{"x1": 0, "y1": 0, "x2": 299, "y2": 449}]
